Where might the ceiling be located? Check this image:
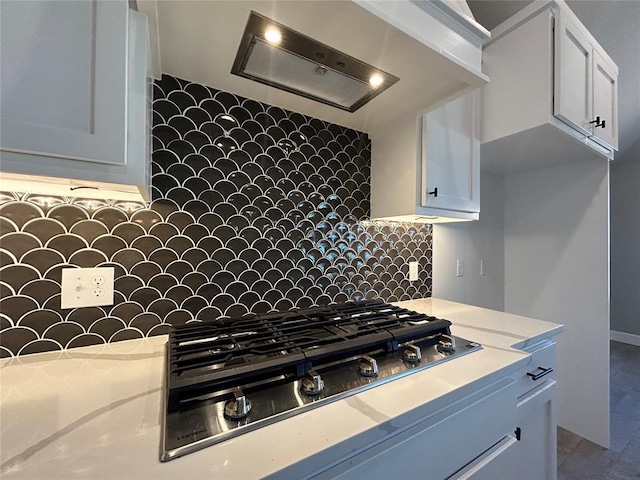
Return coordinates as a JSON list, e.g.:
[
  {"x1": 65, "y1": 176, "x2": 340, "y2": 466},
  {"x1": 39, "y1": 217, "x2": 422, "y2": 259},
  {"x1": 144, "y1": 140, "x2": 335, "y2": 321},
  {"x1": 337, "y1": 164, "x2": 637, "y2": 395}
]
[{"x1": 468, "y1": 0, "x2": 640, "y2": 162}]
